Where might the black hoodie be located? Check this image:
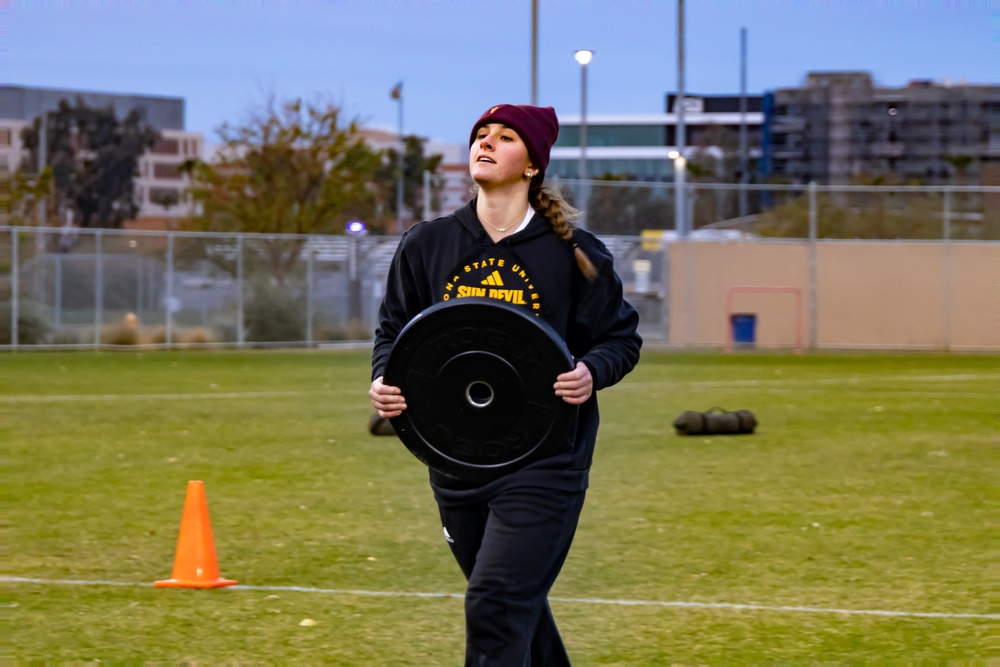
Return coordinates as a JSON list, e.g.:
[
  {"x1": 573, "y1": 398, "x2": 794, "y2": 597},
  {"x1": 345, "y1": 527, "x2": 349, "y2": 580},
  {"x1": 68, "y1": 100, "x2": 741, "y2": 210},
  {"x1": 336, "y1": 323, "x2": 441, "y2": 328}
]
[{"x1": 373, "y1": 199, "x2": 642, "y2": 502}]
